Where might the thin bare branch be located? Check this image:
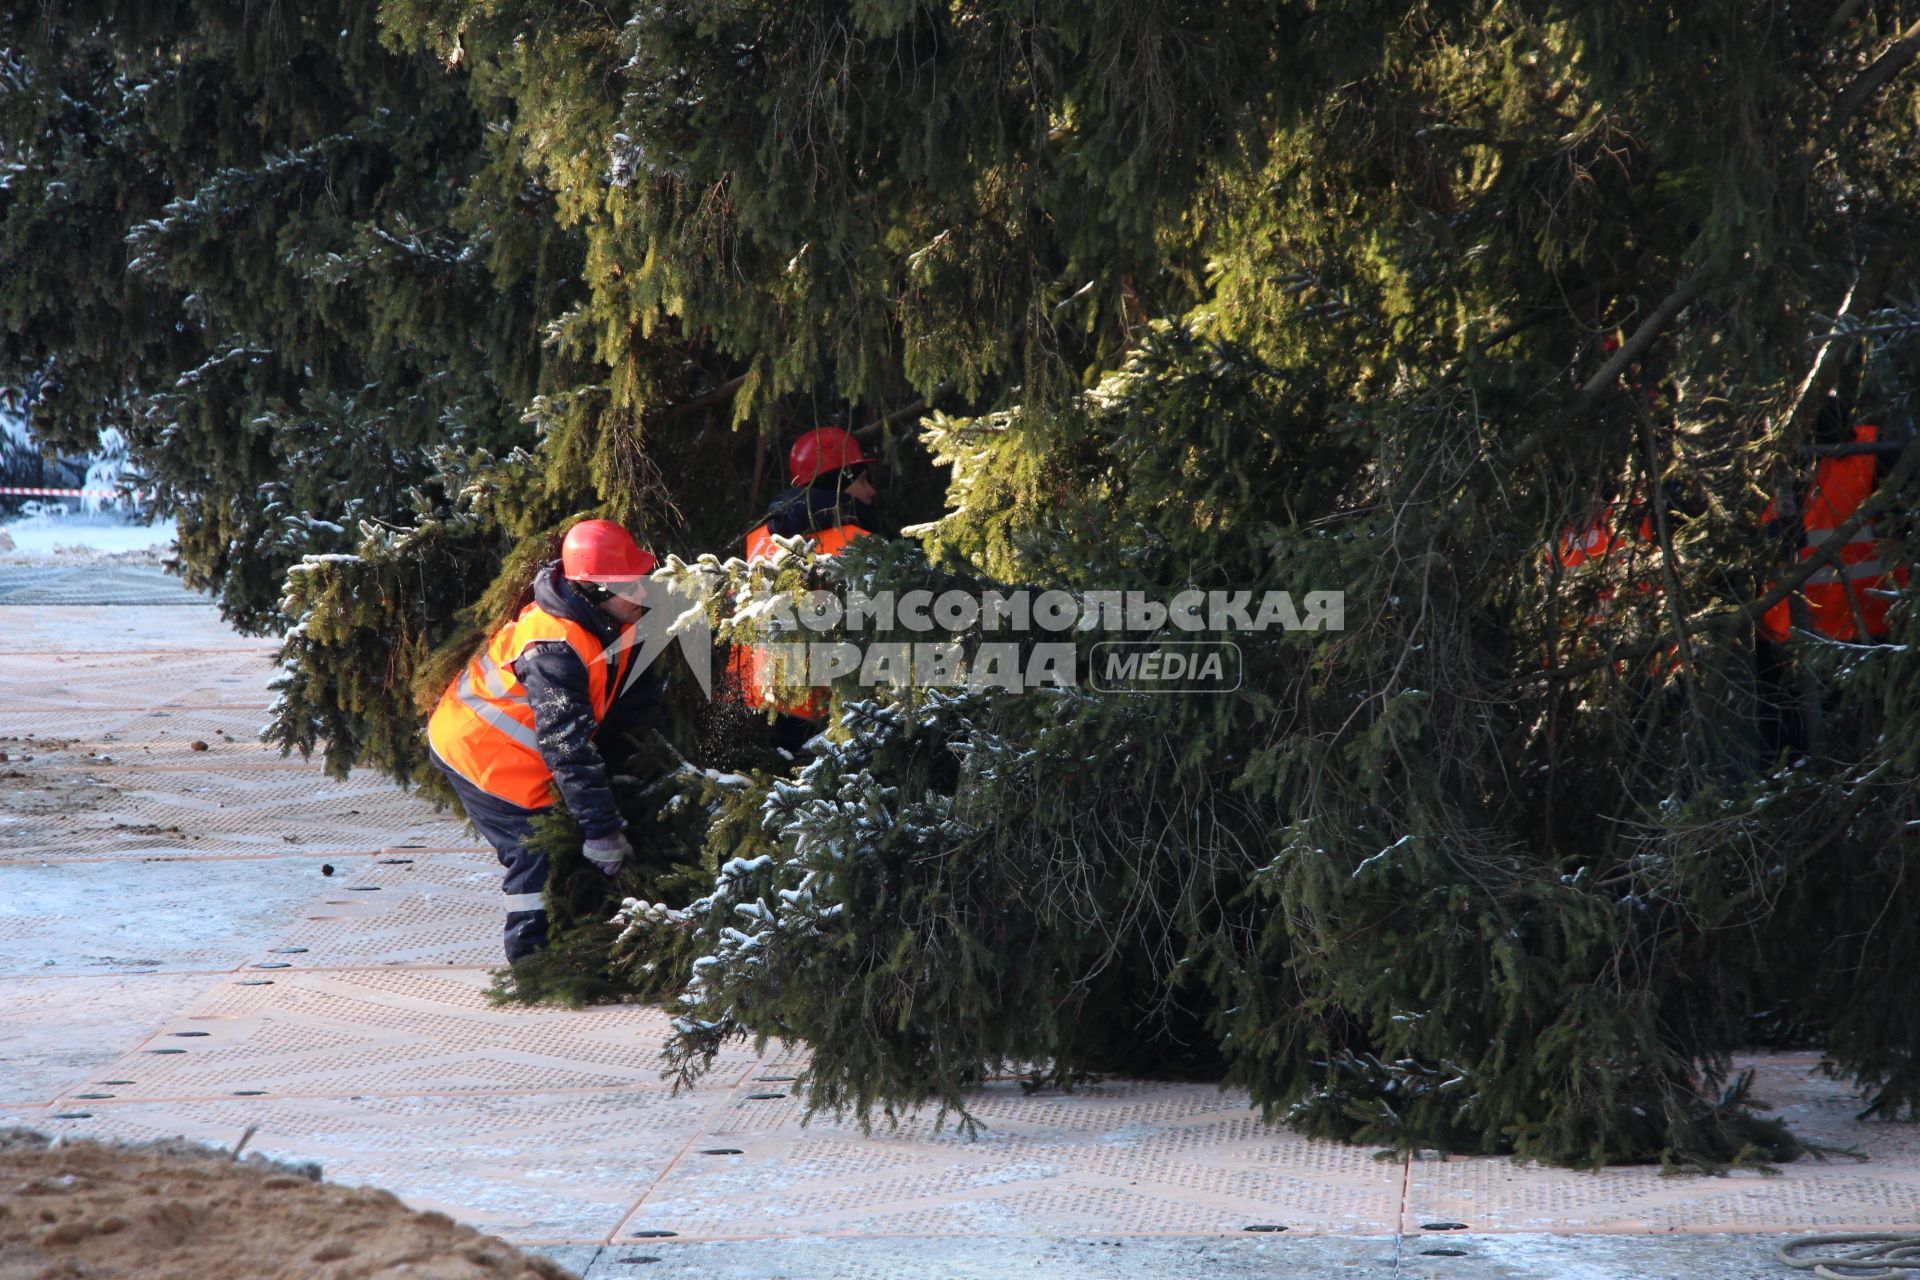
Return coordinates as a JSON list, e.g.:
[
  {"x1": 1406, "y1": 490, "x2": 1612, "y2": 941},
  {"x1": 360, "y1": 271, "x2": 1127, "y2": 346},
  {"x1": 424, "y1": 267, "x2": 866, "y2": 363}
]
[
  {"x1": 656, "y1": 372, "x2": 749, "y2": 422},
  {"x1": 1773, "y1": 251, "x2": 1890, "y2": 452},
  {"x1": 854, "y1": 380, "x2": 952, "y2": 440},
  {"x1": 1803, "y1": 17, "x2": 1920, "y2": 169},
  {"x1": 1458, "y1": 255, "x2": 1724, "y2": 511},
  {"x1": 1528, "y1": 429, "x2": 1920, "y2": 683}
]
